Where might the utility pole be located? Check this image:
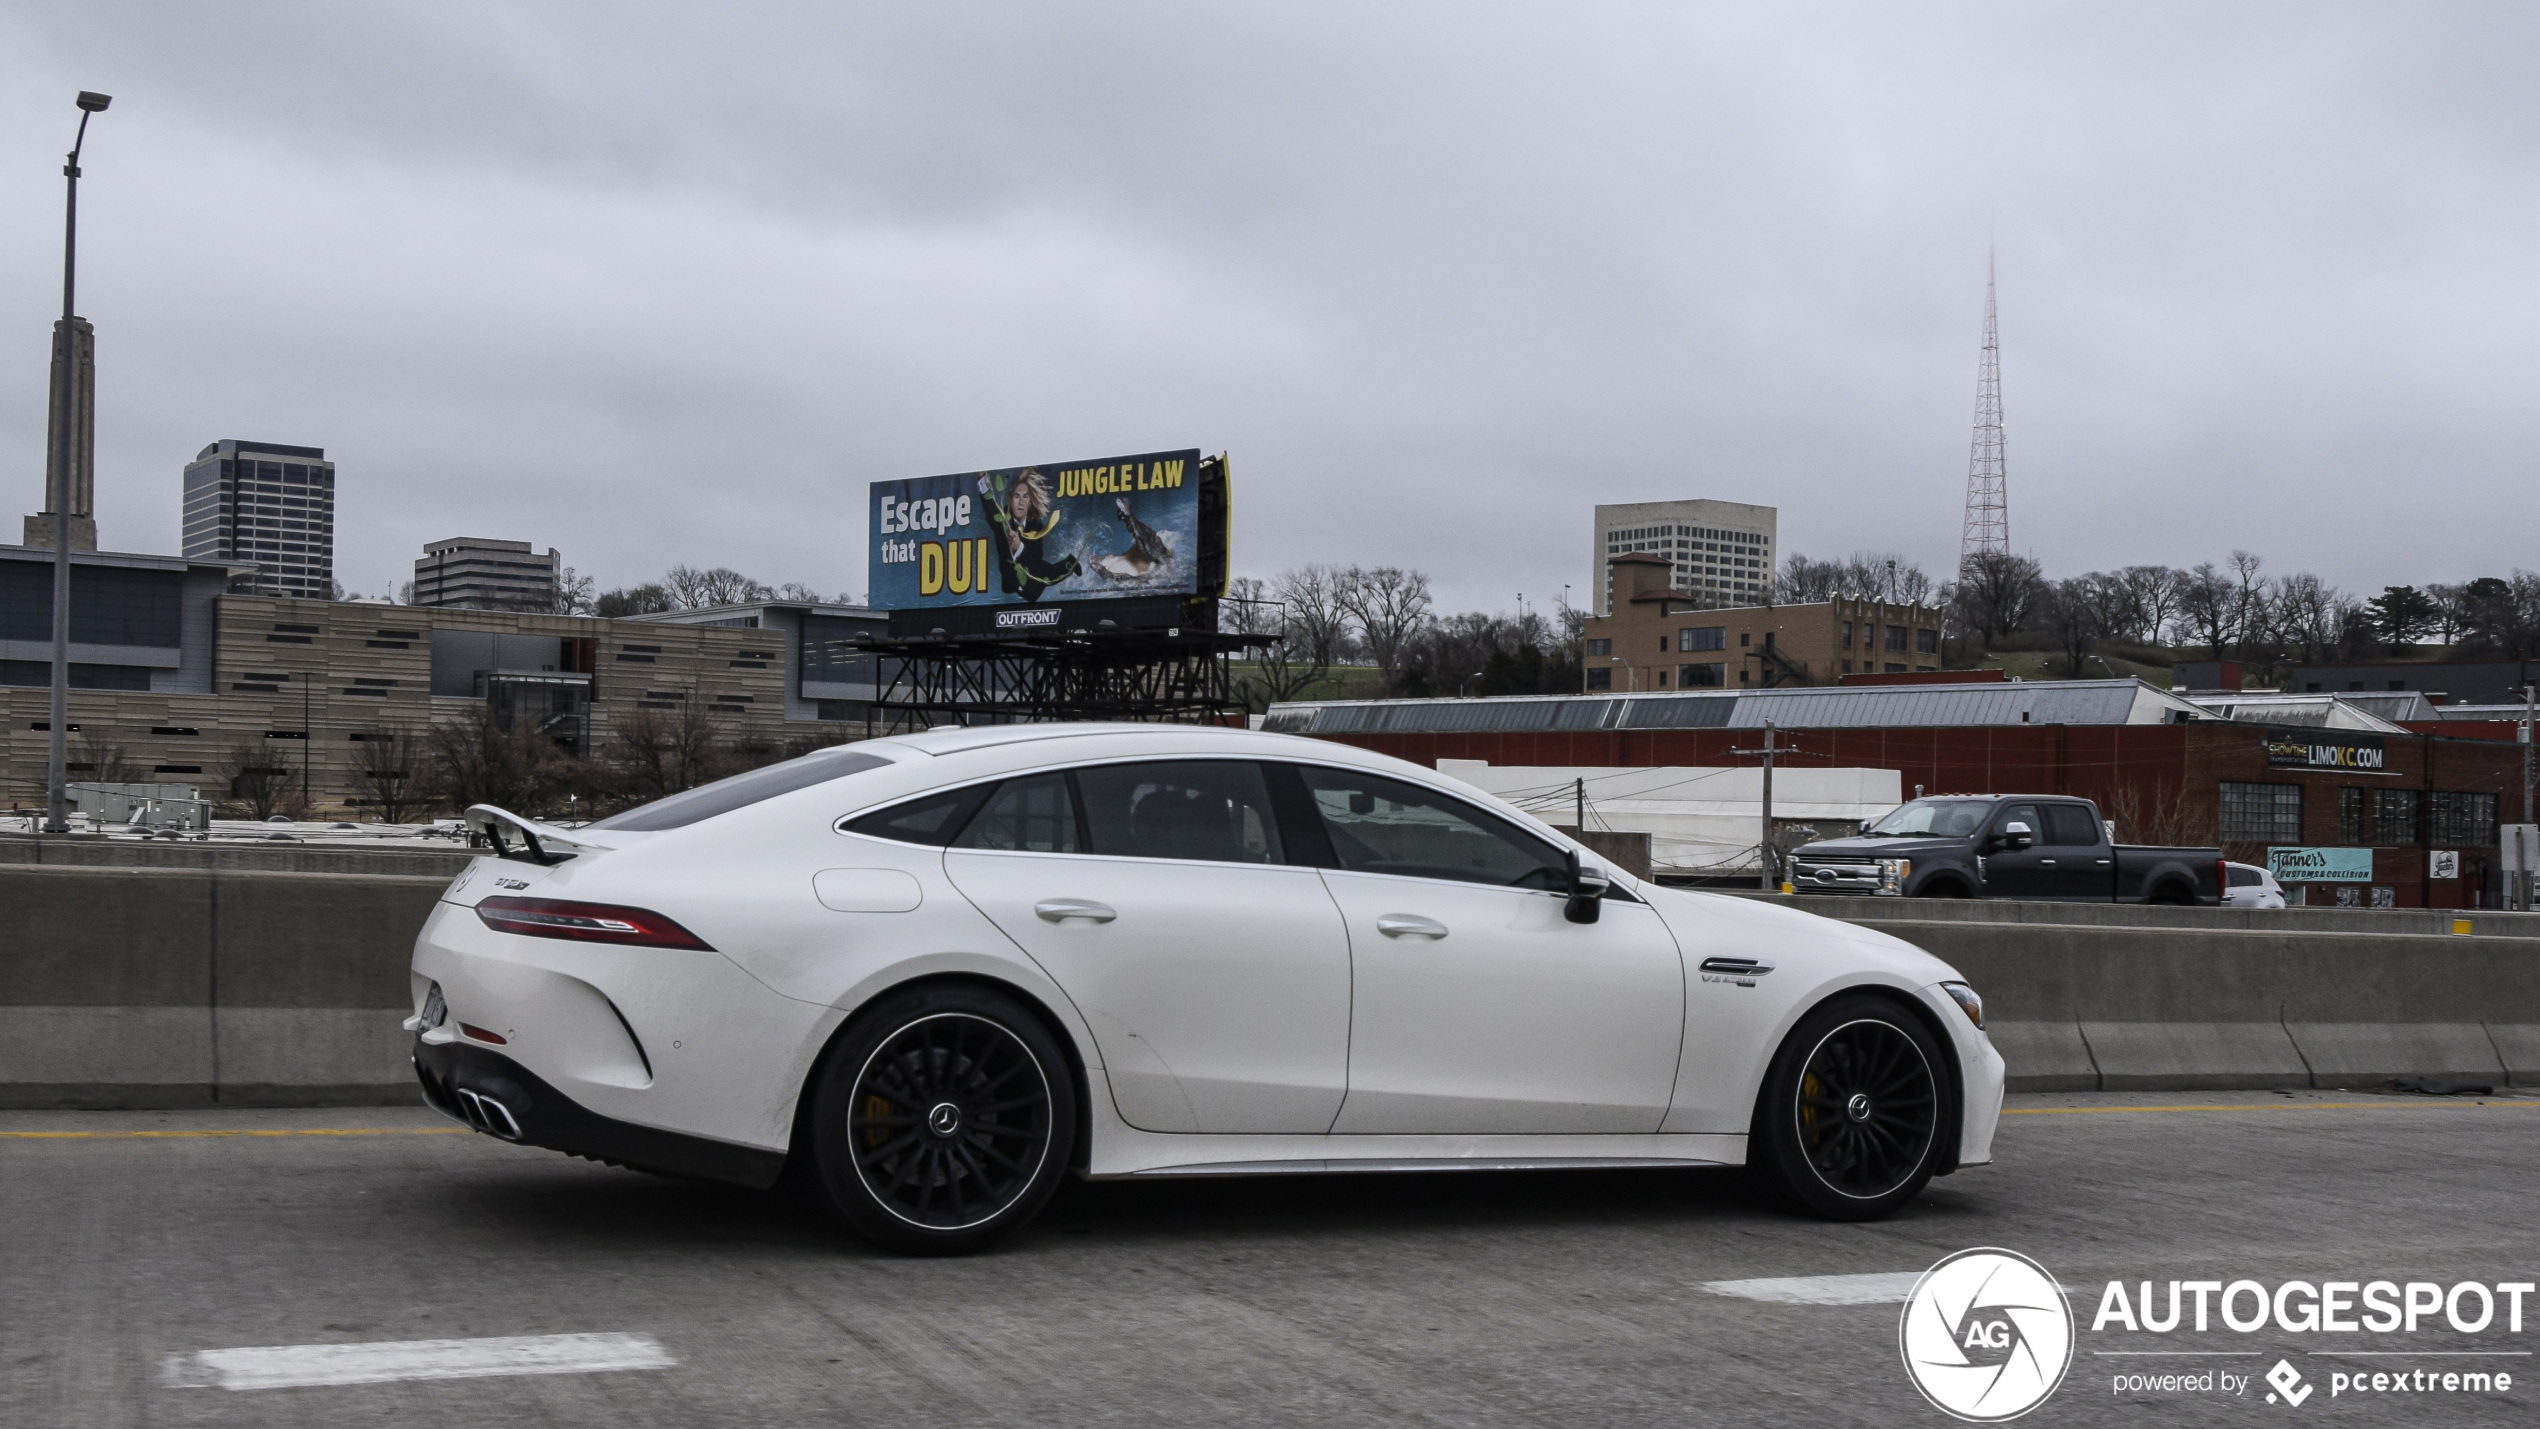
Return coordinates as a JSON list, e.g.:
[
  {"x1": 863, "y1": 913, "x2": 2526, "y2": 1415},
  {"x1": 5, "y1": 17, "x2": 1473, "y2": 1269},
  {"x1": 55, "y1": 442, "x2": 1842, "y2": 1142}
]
[
  {"x1": 43, "y1": 92, "x2": 111, "y2": 834},
  {"x1": 2521, "y1": 684, "x2": 2535, "y2": 911},
  {"x1": 1730, "y1": 721, "x2": 1790, "y2": 891},
  {"x1": 1575, "y1": 776, "x2": 1585, "y2": 834}
]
